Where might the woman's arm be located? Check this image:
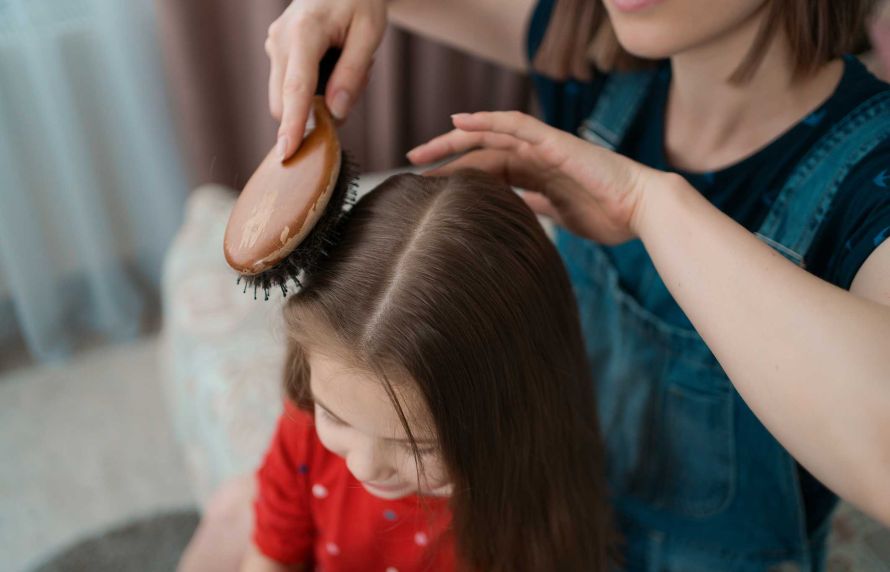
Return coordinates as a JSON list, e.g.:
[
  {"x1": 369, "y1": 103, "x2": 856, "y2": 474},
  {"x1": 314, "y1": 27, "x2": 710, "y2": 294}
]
[
  {"x1": 388, "y1": 0, "x2": 535, "y2": 71},
  {"x1": 635, "y1": 175, "x2": 890, "y2": 526}
]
